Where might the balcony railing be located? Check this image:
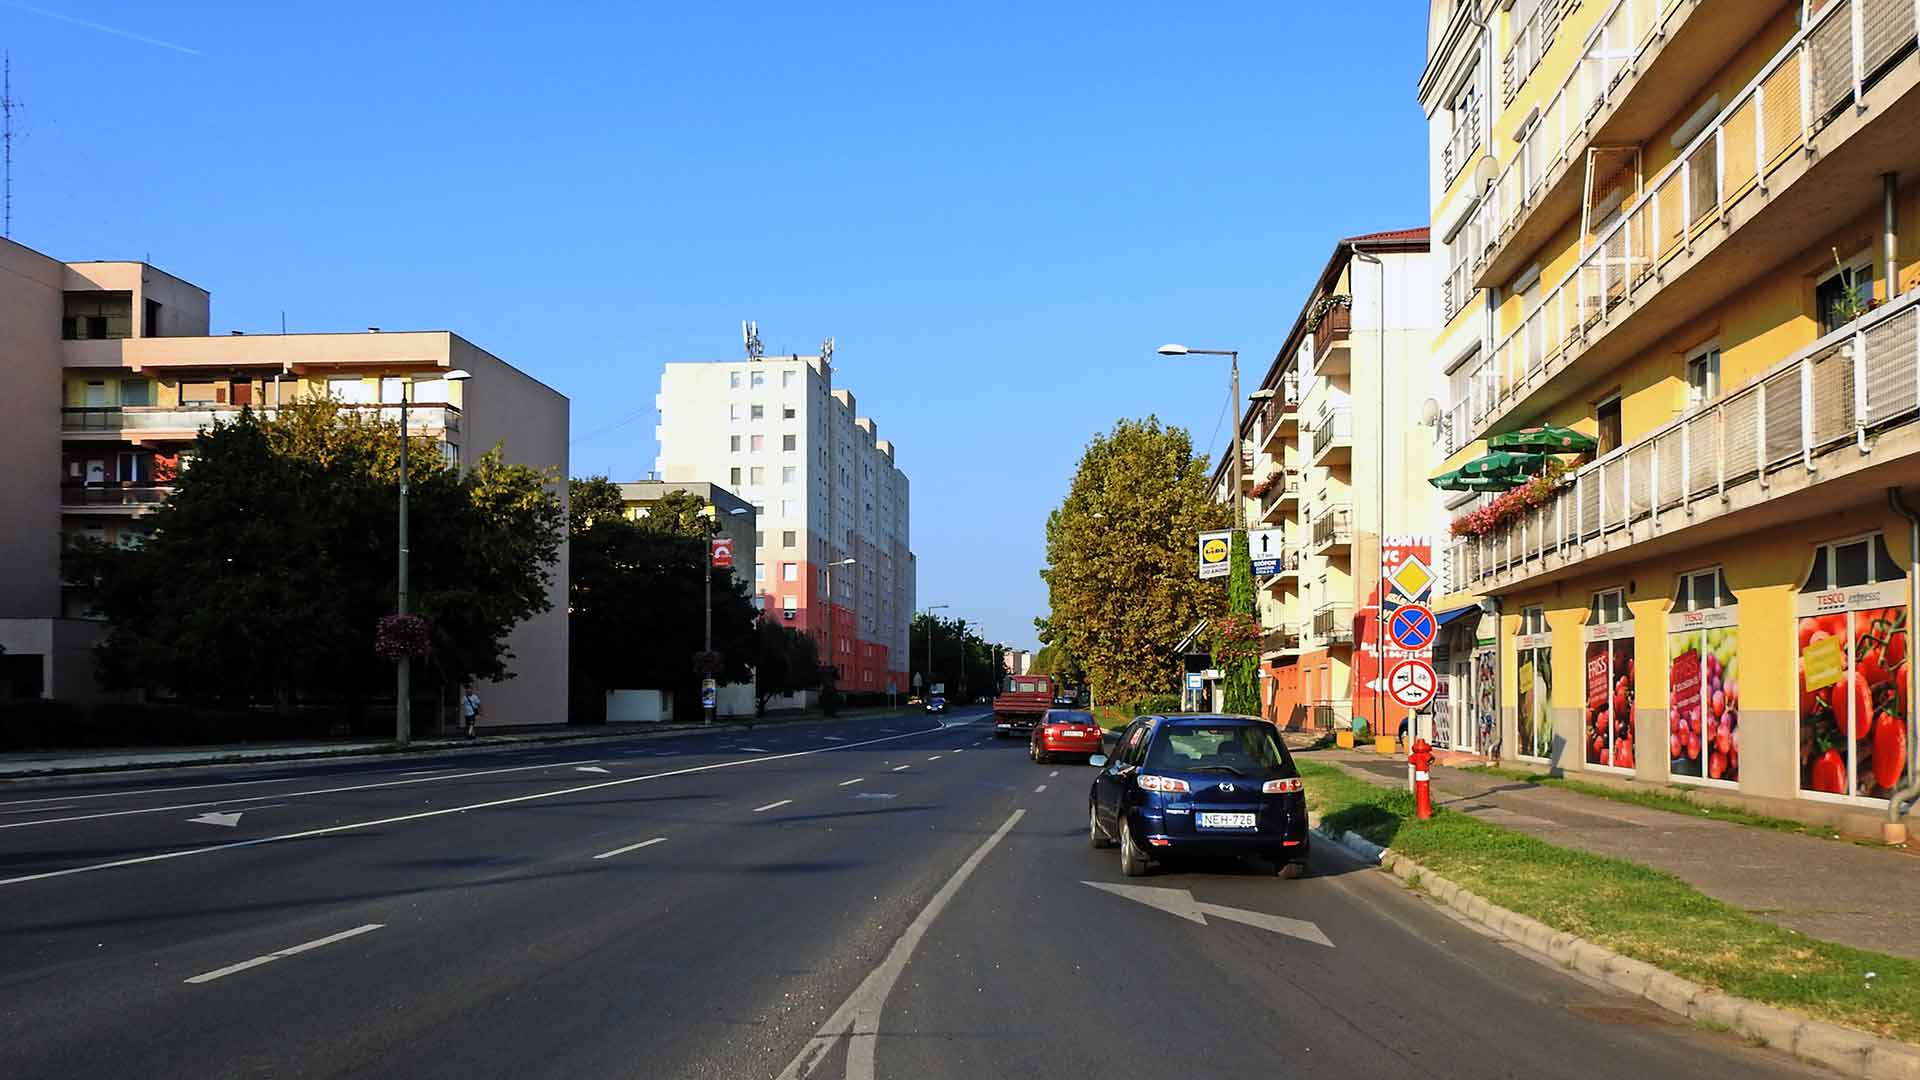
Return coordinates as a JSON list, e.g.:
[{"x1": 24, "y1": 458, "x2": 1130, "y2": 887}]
[
  {"x1": 1443, "y1": 397, "x2": 1472, "y2": 456},
  {"x1": 1313, "y1": 603, "x2": 1355, "y2": 646},
  {"x1": 1441, "y1": 112, "x2": 1481, "y2": 185},
  {"x1": 1452, "y1": 286, "x2": 1920, "y2": 592},
  {"x1": 1258, "y1": 470, "x2": 1300, "y2": 520},
  {"x1": 1469, "y1": 0, "x2": 1918, "y2": 446},
  {"x1": 1311, "y1": 505, "x2": 1353, "y2": 551},
  {"x1": 1501, "y1": 0, "x2": 1575, "y2": 106},
  {"x1": 1261, "y1": 624, "x2": 1301, "y2": 654},
  {"x1": 60, "y1": 483, "x2": 170, "y2": 508},
  {"x1": 1261, "y1": 549, "x2": 1303, "y2": 582},
  {"x1": 1442, "y1": 256, "x2": 1474, "y2": 323},
  {"x1": 1312, "y1": 303, "x2": 1351, "y2": 359},
  {"x1": 61, "y1": 403, "x2": 463, "y2": 435},
  {"x1": 1476, "y1": 0, "x2": 1693, "y2": 273},
  {"x1": 1311, "y1": 409, "x2": 1352, "y2": 460}
]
